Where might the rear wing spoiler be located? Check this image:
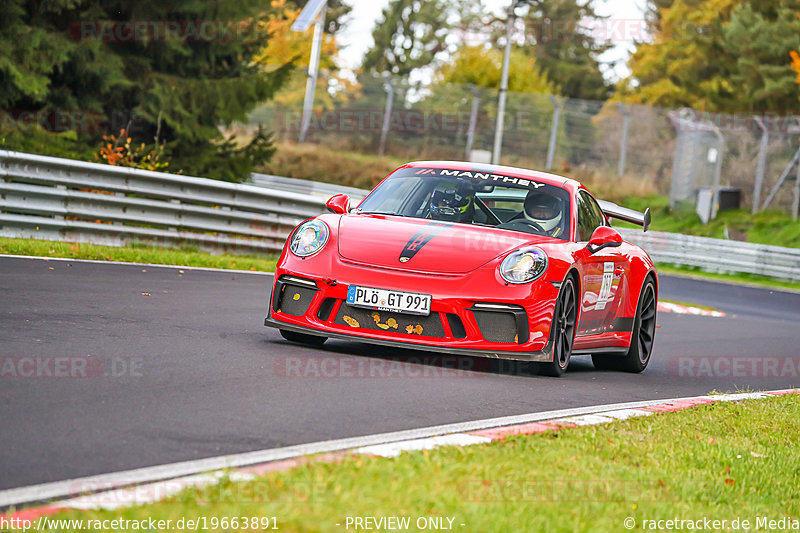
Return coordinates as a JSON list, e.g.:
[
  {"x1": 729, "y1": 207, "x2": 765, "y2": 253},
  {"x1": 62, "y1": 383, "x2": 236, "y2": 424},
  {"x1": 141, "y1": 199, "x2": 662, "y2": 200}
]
[{"x1": 597, "y1": 200, "x2": 651, "y2": 232}]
